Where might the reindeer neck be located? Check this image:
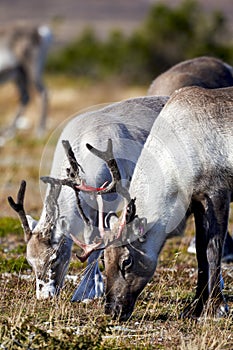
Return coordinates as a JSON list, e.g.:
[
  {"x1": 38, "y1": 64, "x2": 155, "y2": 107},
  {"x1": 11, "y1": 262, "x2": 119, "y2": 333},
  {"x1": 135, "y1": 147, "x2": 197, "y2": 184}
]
[
  {"x1": 131, "y1": 86, "x2": 233, "y2": 238},
  {"x1": 130, "y1": 139, "x2": 192, "y2": 238}
]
